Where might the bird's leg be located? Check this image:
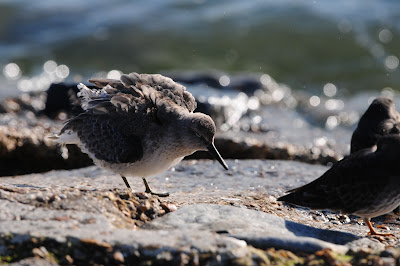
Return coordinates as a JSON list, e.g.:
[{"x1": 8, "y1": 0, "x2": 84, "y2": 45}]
[
  {"x1": 142, "y1": 177, "x2": 169, "y2": 197},
  {"x1": 121, "y1": 176, "x2": 134, "y2": 193},
  {"x1": 365, "y1": 218, "x2": 394, "y2": 237}
]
